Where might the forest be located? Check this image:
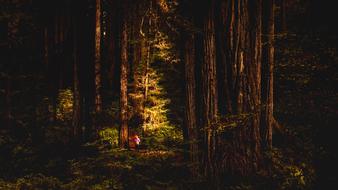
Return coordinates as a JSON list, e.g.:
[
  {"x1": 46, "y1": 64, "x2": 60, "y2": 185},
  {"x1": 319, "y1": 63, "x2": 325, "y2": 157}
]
[{"x1": 0, "y1": 0, "x2": 337, "y2": 189}]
